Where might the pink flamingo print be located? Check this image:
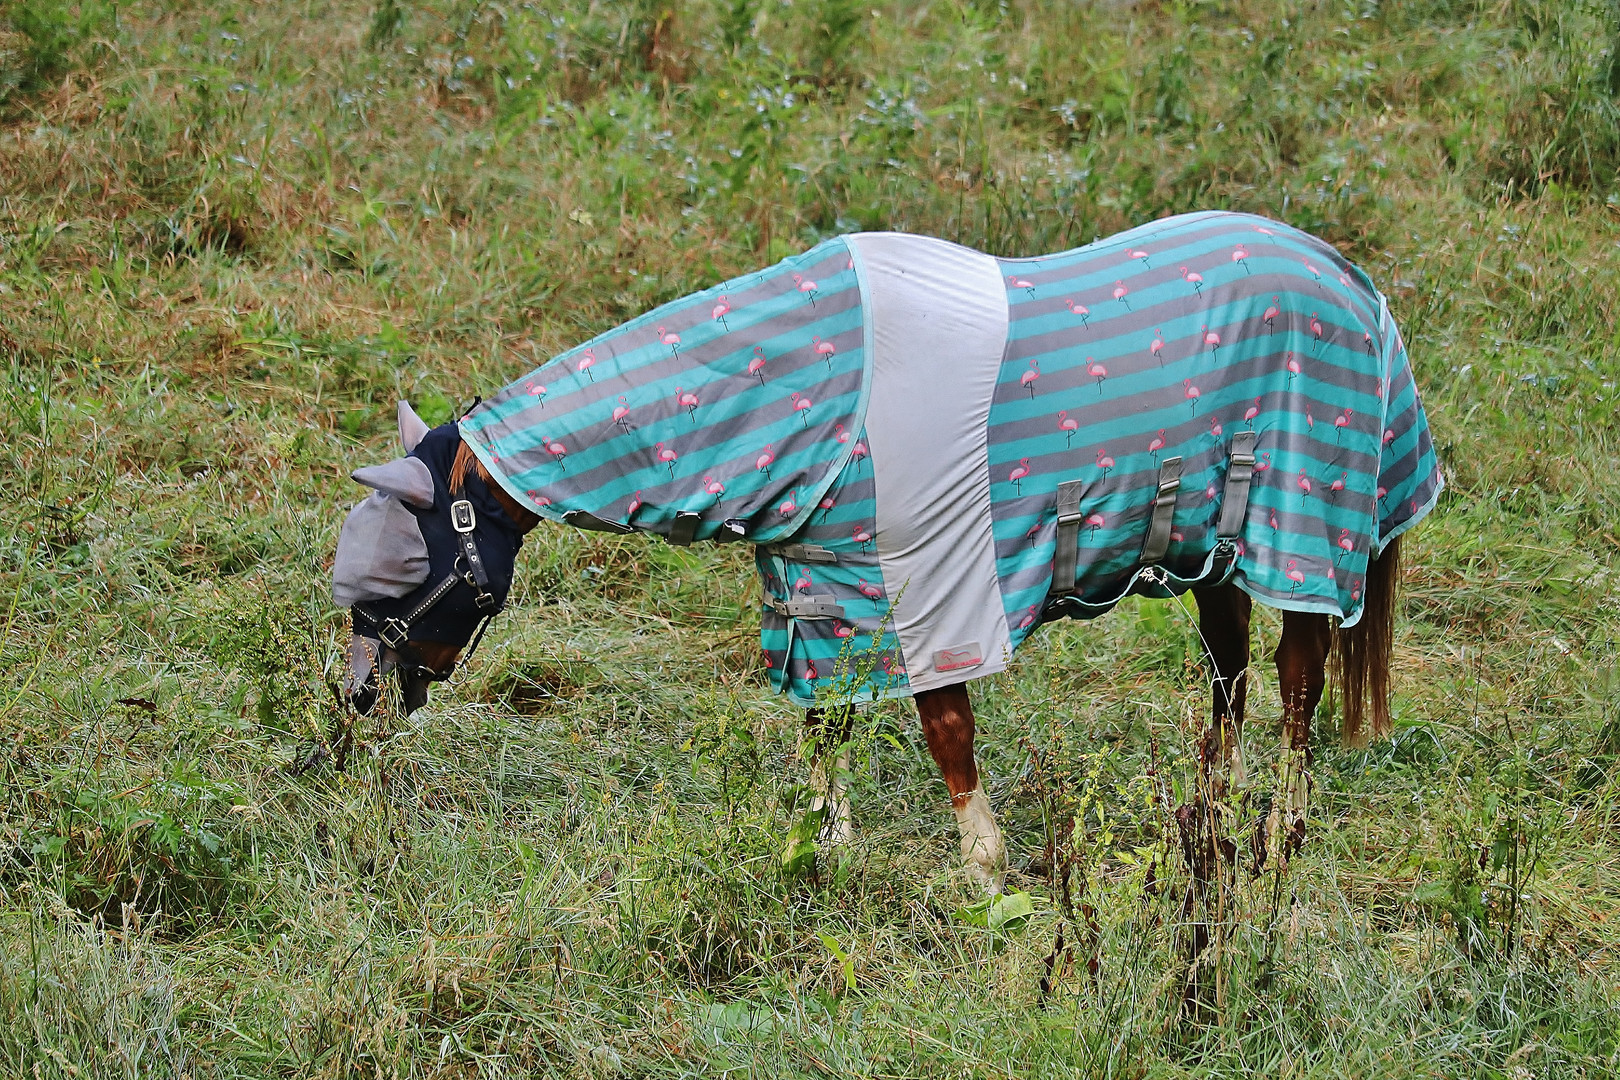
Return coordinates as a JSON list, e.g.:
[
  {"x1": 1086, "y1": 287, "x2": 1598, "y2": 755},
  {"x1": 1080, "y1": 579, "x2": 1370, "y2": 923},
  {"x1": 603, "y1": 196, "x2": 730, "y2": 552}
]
[
  {"x1": 611, "y1": 395, "x2": 632, "y2": 430},
  {"x1": 1096, "y1": 448, "x2": 1115, "y2": 480},
  {"x1": 852, "y1": 524, "x2": 873, "y2": 551},
  {"x1": 1024, "y1": 519, "x2": 1043, "y2": 544},
  {"x1": 1149, "y1": 429, "x2": 1166, "y2": 463},
  {"x1": 880, "y1": 654, "x2": 904, "y2": 678},
  {"x1": 1085, "y1": 512, "x2": 1106, "y2": 539},
  {"x1": 1008, "y1": 274, "x2": 1036, "y2": 297},
  {"x1": 703, "y1": 475, "x2": 726, "y2": 505},
  {"x1": 755, "y1": 444, "x2": 775, "y2": 479},
  {"x1": 1303, "y1": 260, "x2": 1322, "y2": 284},
  {"x1": 818, "y1": 496, "x2": 836, "y2": 521},
  {"x1": 1306, "y1": 406, "x2": 1315, "y2": 431},
  {"x1": 1297, "y1": 469, "x2": 1312, "y2": 501},
  {"x1": 1205, "y1": 480, "x2": 1218, "y2": 501},
  {"x1": 1285, "y1": 351, "x2": 1302, "y2": 384},
  {"x1": 748, "y1": 346, "x2": 768, "y2": 385},
  {"x1": 793, "y1": 568, "x2": 813, "y2": 593},
  {"x1": 834, "y1": 423, "x2": 849, "y2": 444},
  {"x1": 1150, "y1": 328, "x2": 1165, "y2": 364},
  {"x1": 852, "y1": 439, "x2": 868, "y2": 468},
  {"x1": 1065, "y1": 298, "x2": 1091, "y2": 325},
  {"x1": 1232, "y1": 244, "x2": 1250, "y2": 272},
  {"x1": 1244, "y1": 397, "x2": 1261, "y2": 427},
  {"x1": 1363, "y1": 332, "x2": 1375, "y2": 356},
  {"x1": 858, "y1": 579, "x2": 884, "y2": 600},
  {"x1": 1286, "y1": 560, "x2": 1306, "y2": 596},
  {"x1": 1086, "y1": 356, "x2": 1108, "y2": 392},
  {"x1": 804, "y1": 660, "x2": 818, "y2": 681},
  {"x1": 1330, "y1": 471, "x2": 1347, "y2": 496},
  {"x1": 1020, "y1": 357, "x2": 1041, "y2": 397},
  {"x1": 1113, "y1": 280, "x2": 1131, "y2": 309},
  {"x1": 834, "y1": 622, "x2": 854, "y2": 639},
  {"x1": 1009, "y1": 458, "x2": 1031, "y2": 494},
  {"x1": 1184, "y1": 379, "x2": 1201, "y2": 414},
  {"x1": 577, "y1": 348, "x2": 597, "y2": 381},
  {"x1": 541, "y1": 435, "x2": 567, "y2": 466},
  {"x1": 1336, "y1": 528, "x2": 1354, "y2": 563},
  {"x1": 790, "y1": 392, "x2": 813, "y2": 426},
  {"x1": 1180, "y1": 265, "x2": 1203, "y2": 295},
  {"x1": 1253, "y1": 224, "x2": 1275, "y2": 236},
  {"x1": 1256, "y1": 451, "x2": 1272, "y2": 473},
  {"x1": 1059, "y1": 410, "x2": 1080, "y2": 445},
  {"x1": 711, "y1": 295, "x2": 731, "y2": 330},
  {"x1": 1269, "y1": 508, "x2": 1279, "y2": 532},
  {"x1": 1351, "y1": 580, "x2": 1363, "y2": 603},
  {"x1": 656, "y1": 326, "x2": 682, "y2": 357},
  {"x1": 1201, "y1": 324, "x2": 1221, "y2": 356},
  {"x1": 1335, "y1": 408, "x2": 1353, "y2": 442},
  {"x1": 625, "y1": 491, "x2": 642, "y2": 518},
  {"x1": 1129, "y1": 248, "x2": 1152, "y2": 268},
  {"x1": 525, "y1": 379, "x2": 547, "y2": 403},
  {"x1": 778, "y1": 489, "x2": 799, "y2": 517},
  {"x1": 655, "y1": 442, "x2": 677, "y2": 476},
  {"x1": 1018, "y1": 604, "x2": 1040, "y2": 630},
  {"x1": 792, "y1": 273, "x2": 817, "y2": 306},
  {"x1": 1263, "y1": 295, "x2": 1280, "y2": 332},
  {"x1": 1210, "y1": 415, "x2": 1223, "y2": 438},
  {"x1": 1309, "y1": 312, "x2": 1325, "y2": 351},
  {"x1": 1383, "y1": 428, "x2": 1396, "y2": 446},
  {"x1": 674, "y1": 386, "x2": 700, "y2": 420},
  {"x1": 813, "y1": 335, "x2": 837, "y2": 368}
]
